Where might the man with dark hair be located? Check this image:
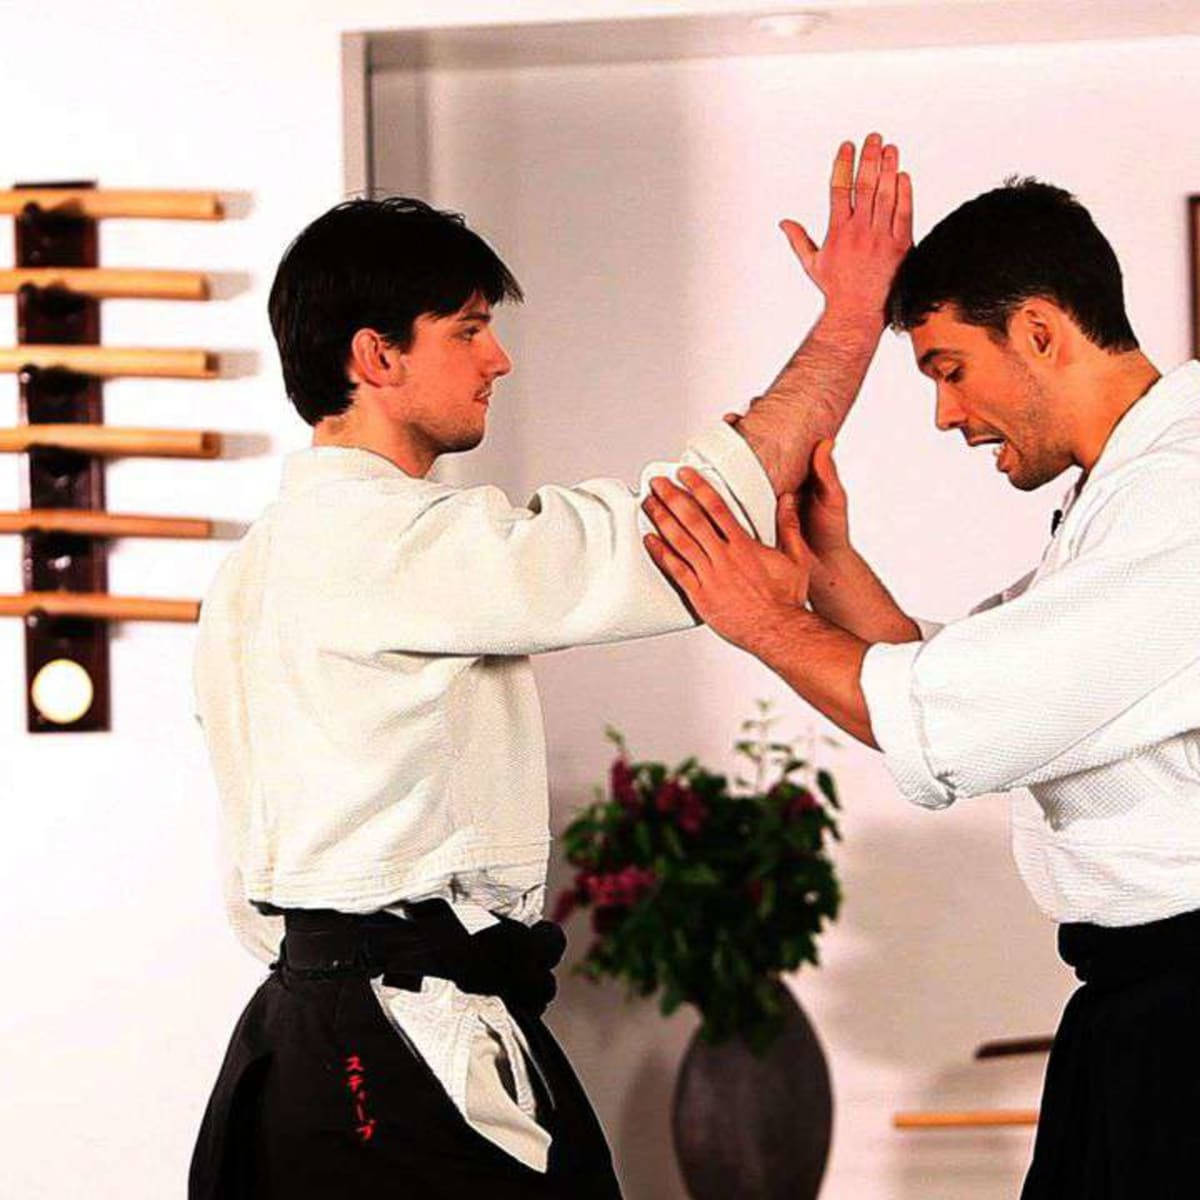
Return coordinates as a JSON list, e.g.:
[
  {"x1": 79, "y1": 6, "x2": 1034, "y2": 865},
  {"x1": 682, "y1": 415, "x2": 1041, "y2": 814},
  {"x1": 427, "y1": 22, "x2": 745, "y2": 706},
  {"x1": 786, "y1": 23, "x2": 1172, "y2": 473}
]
[
  {"x1": 189, "y1": 136, "x2": 913, "y2": 1198},
  {"x1": 642, "y1": 178, "x2": 1200, "y2": 1197}
]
